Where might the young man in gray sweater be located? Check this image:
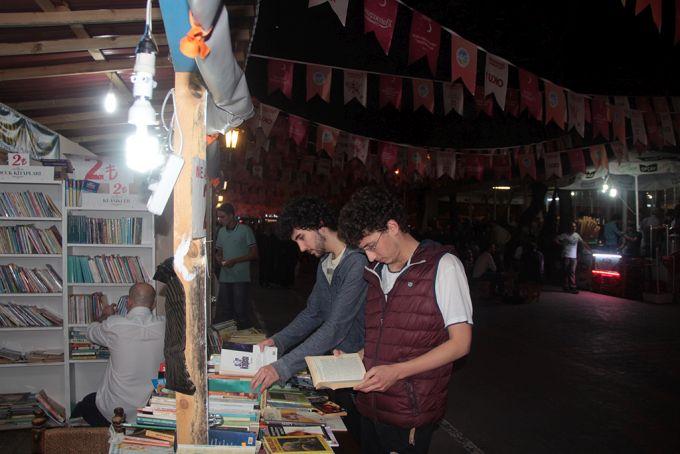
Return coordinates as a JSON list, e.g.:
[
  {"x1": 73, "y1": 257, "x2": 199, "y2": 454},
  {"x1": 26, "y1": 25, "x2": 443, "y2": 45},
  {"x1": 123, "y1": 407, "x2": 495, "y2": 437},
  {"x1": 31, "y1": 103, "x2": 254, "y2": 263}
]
[{"x1": 251, "y1": 197, "x2": 367, "y2": 390}]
